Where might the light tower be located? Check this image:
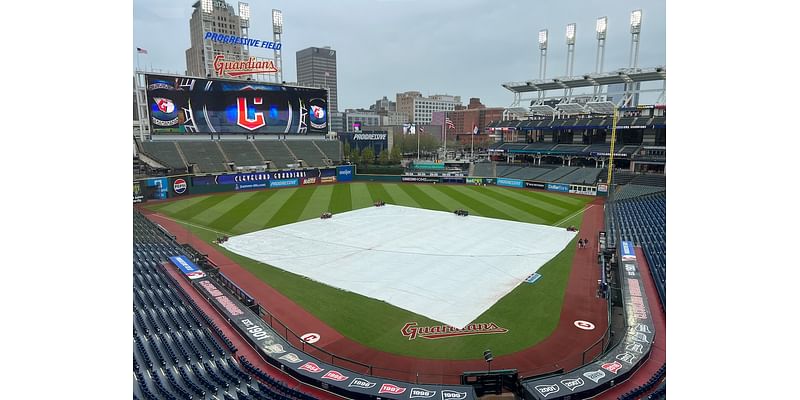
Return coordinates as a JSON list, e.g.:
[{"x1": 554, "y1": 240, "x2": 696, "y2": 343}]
[
  {"x1": 626, "y1": 9, "x2": 642, "y2": 106},
  {"x1": 272, "y1": 9, "x2": 284, "y2": 83},
  {"x1": 564, "y1": 23, "x2": 576, "y2": 98},
  {"x1": 238, "y1": 3, "x2": 250, "y2": 61},
  {"x1": 538, "y1": 29, "x2": 548, "y2": 100},
  {"x1": 595, "y1": 16, "x2": 608, "y2": 98}
]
